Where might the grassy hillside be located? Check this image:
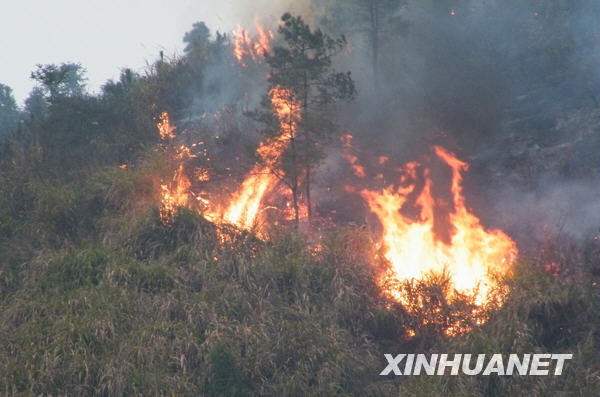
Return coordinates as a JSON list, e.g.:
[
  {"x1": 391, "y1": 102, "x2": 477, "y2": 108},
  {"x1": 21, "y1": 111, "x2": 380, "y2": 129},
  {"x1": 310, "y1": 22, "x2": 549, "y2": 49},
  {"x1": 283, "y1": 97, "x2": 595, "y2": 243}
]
[
  {"x1": 2, "y1": 3, "x2": 600, "y2": 394},
  {"x1": 0, "y1": 148, "x2": 599, "y2": 395}
]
